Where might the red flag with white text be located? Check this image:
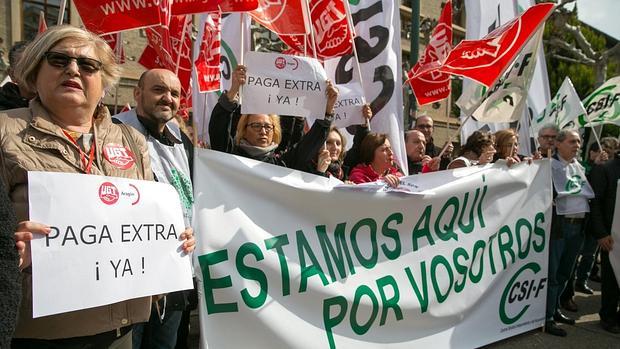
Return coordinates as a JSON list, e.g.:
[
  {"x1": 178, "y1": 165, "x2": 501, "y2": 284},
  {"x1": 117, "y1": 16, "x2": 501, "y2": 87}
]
[
  {"x1": 278, "y1": 0, "x2": 352, "y2": 60},
  {"x1": 439, "y1": 2, "x2": 554, "y2": 87},
  {"x1": 250, "y1": 0, "x2": 309, "y2": 35},
  {"x1": 38, "y1": 11, "x2": 48, "y2": 34},
  {"x1": 195, "y1": 12, "x2": 222, "y2": 93},
  {"x1": 172, "y1": 0, "x2": 221, "y2": 15},
  {"x1": 407, "y1": 0, "x2": 452, "y2": 105},
  {"x1": 220, "y1": 0, "x2": 259, "y2": 12},
  {"x1": 73, "y1": 0, "x2": 170, "y2": 34}
]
